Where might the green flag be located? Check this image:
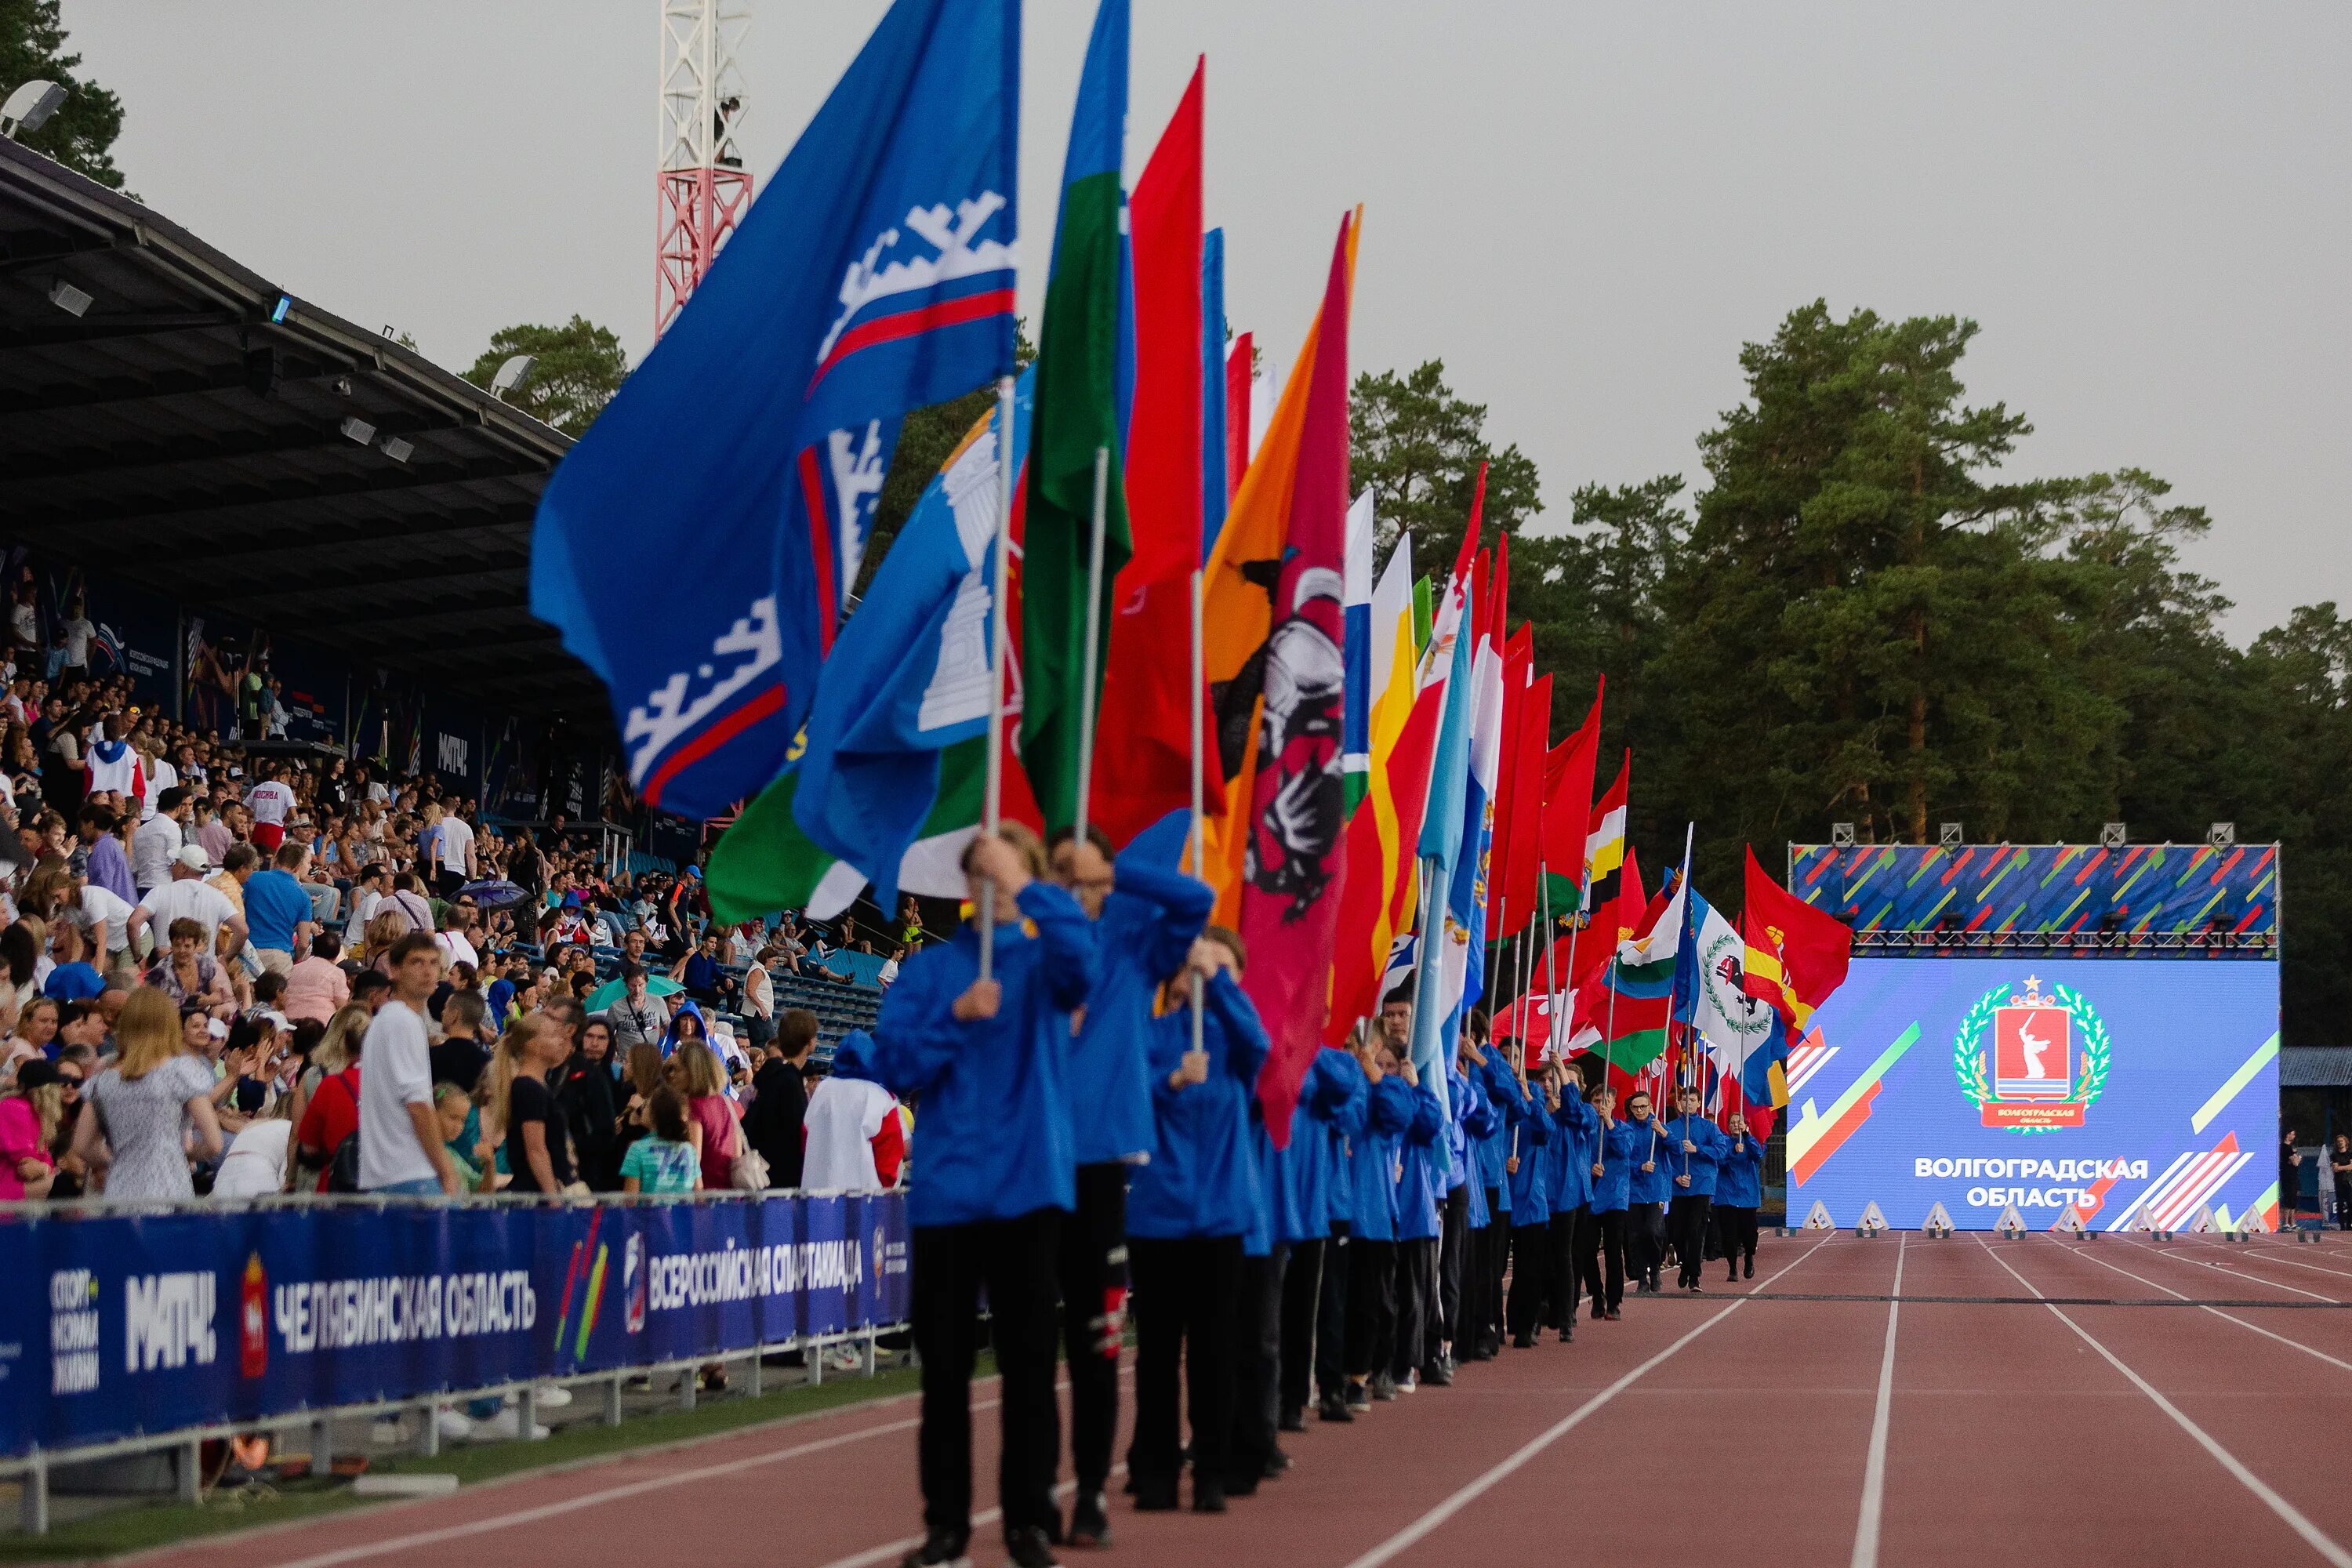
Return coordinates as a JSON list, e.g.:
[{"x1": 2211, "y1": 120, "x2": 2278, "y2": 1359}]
[{"x1": 1020, "y1": 0, "x2": 1130, "y2": 832}]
